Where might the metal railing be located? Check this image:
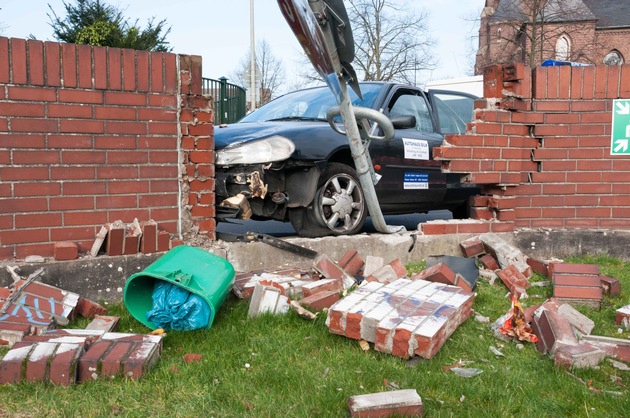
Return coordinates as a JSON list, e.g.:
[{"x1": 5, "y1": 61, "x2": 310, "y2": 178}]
[{"x1": 202, "y1": 77, "x2": 247, "y2": 125}]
